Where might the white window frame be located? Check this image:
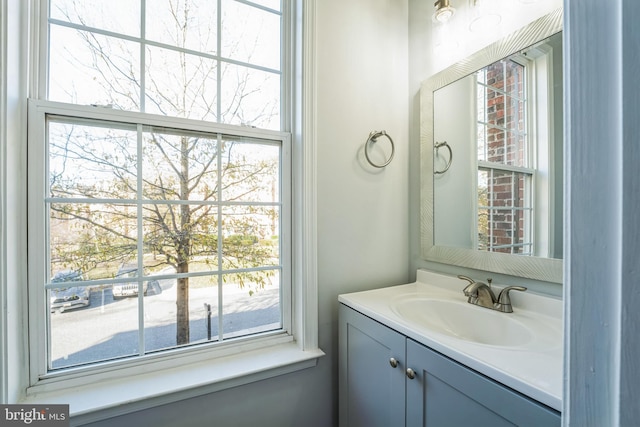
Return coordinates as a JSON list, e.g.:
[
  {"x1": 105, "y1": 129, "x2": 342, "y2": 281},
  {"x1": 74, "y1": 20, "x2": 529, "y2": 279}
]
[
  {"x1": 0, "y1": 0, "x2": 321, "y2": 422},
  {"x1": 28, "y1": 99, "x2": 293, "y2": 382}
]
